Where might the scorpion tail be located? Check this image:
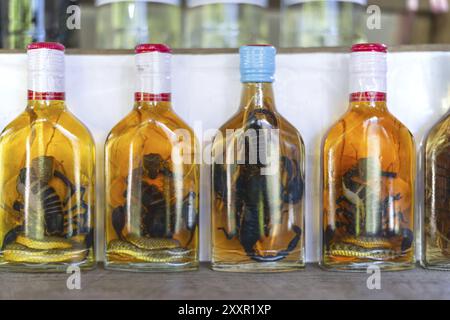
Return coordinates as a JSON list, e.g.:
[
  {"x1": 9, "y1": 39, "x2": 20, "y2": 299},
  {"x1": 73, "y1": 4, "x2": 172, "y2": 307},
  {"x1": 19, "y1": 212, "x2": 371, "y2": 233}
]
[{"x1": 248, "y1": 226, "x2": 302, "y2": 263}]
